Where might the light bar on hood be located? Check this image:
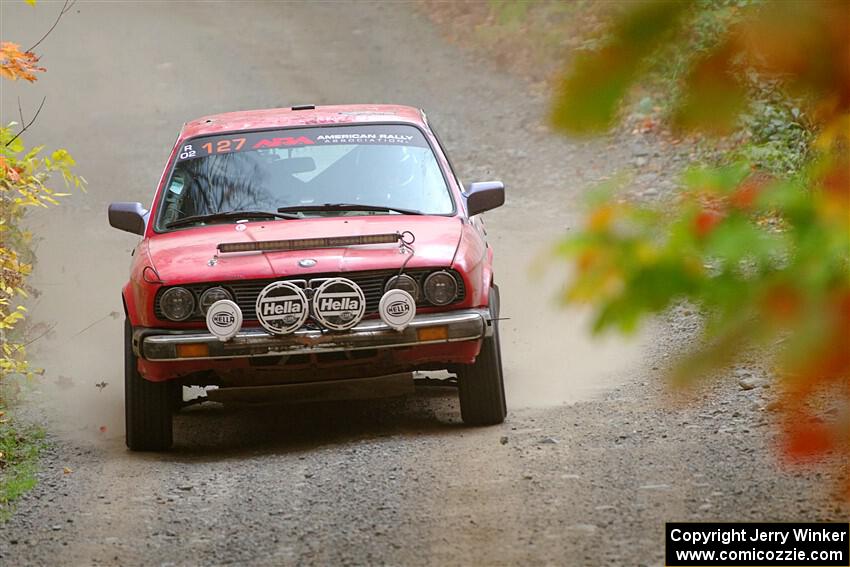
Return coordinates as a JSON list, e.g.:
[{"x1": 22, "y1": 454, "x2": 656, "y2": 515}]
[{"x1": 217, "y1": 233, "x2": 402, "y2": 254}]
